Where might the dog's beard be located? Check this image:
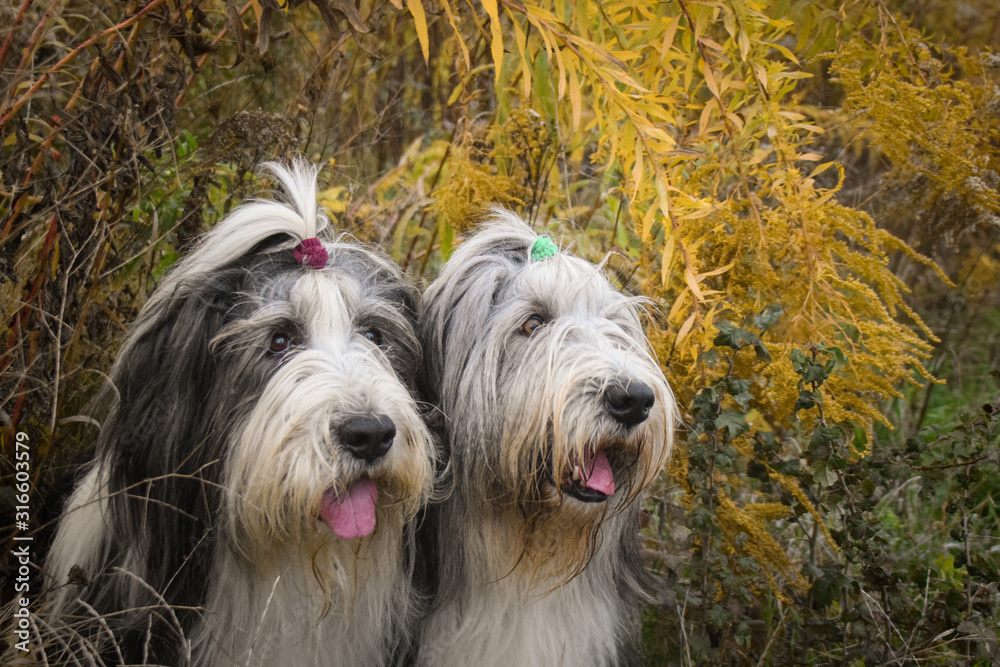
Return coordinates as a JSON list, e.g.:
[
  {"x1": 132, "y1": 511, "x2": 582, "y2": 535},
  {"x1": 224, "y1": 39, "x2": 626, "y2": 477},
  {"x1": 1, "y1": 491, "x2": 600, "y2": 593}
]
[
  {"x1": 446, "y1": 348, "x2": 669, "y2": 583},
  {"x1": 492, "y1": 339, "x2": 670, "y2": 499}
]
